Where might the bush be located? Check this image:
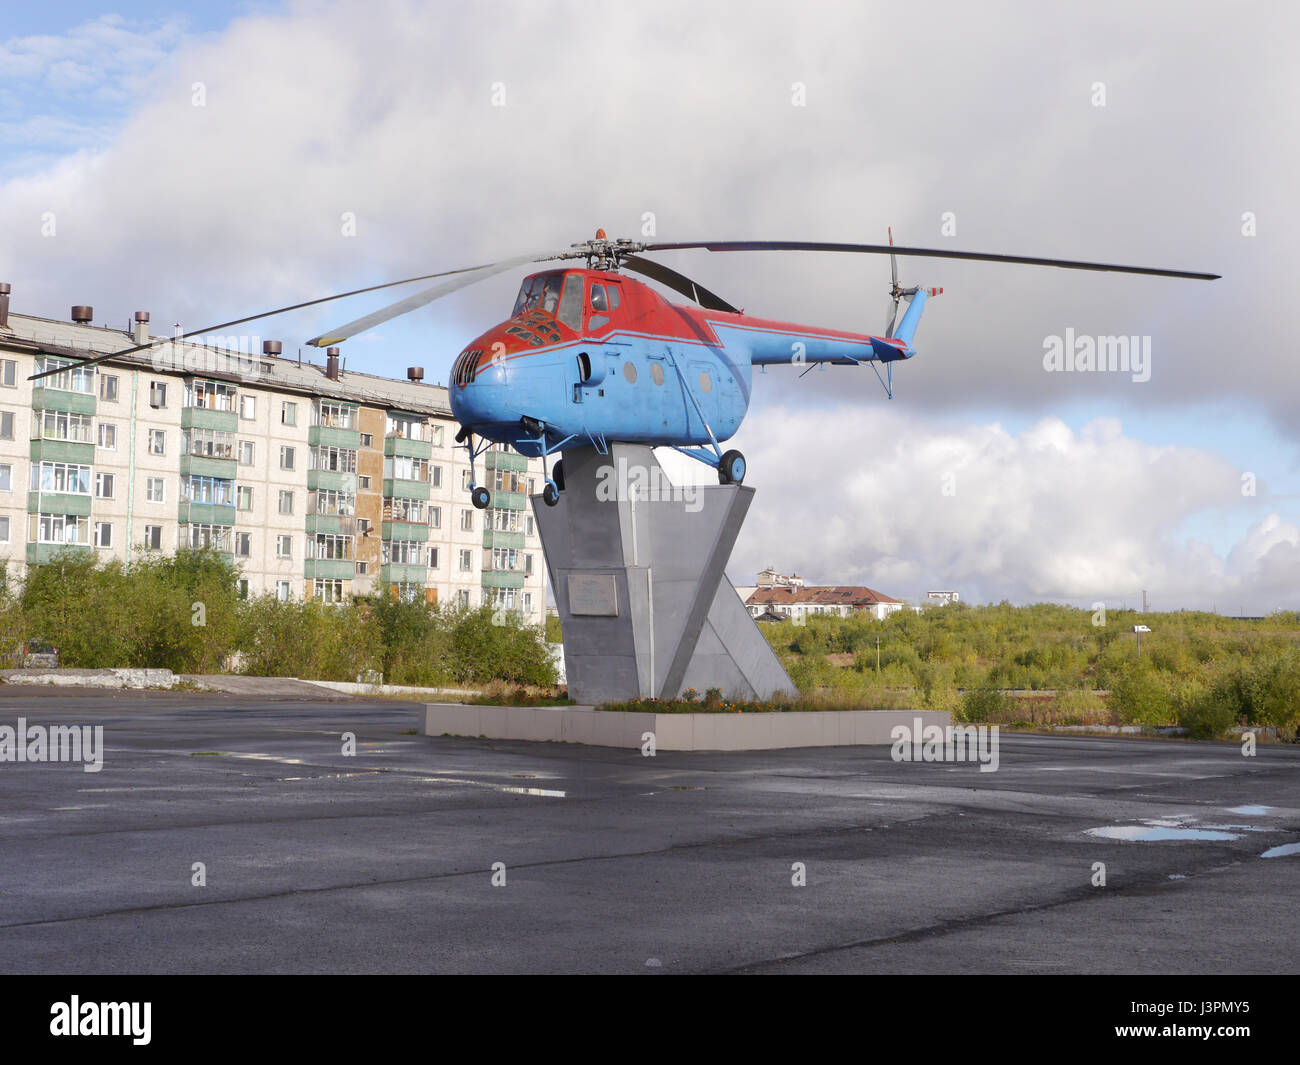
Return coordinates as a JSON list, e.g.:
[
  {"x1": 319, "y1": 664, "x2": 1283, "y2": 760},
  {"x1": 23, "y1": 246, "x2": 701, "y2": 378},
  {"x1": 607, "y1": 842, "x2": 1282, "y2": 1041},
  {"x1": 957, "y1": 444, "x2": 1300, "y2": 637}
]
[
  {"x1": 1178, "y1": 696, "x2": 1236, "y2": 740},
  {"x1": 960, "y1": 686, "x2": 1012, "y2": 723},
  {"x1": 1107, "y1": 662, "x2": 1173, "y2": 725}
]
